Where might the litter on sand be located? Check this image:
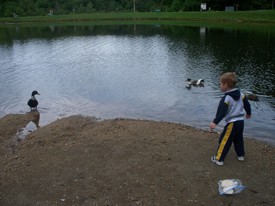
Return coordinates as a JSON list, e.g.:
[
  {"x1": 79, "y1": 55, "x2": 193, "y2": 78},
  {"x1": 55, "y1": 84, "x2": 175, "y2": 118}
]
[{"x1": 218, "y1": 179, "x2": 245, "y2": 195}]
